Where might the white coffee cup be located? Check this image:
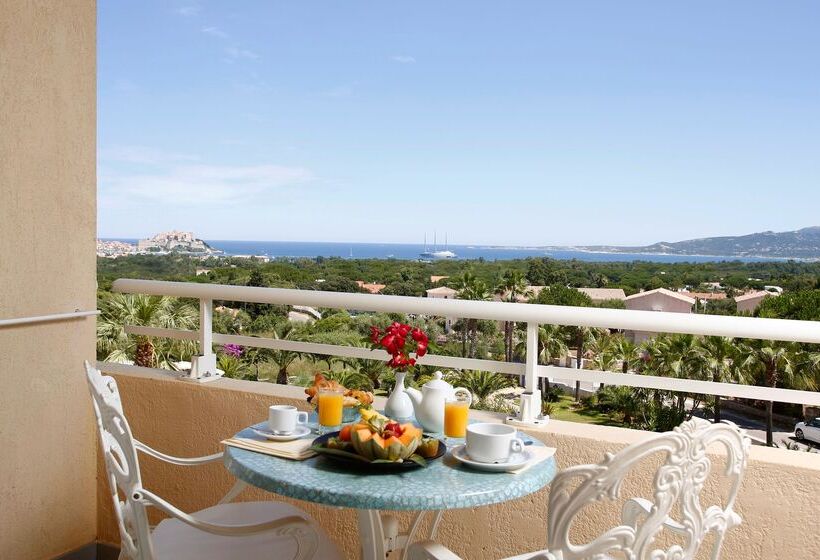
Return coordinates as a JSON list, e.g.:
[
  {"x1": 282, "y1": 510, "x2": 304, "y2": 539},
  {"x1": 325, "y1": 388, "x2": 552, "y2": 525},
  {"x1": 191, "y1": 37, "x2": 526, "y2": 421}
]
[
  {"x1": 465, "y1": 423, "x2": 524, "y2": 463},
  {"x1": 268, "y1": 405, "x2": 309, "y2": 435}
]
